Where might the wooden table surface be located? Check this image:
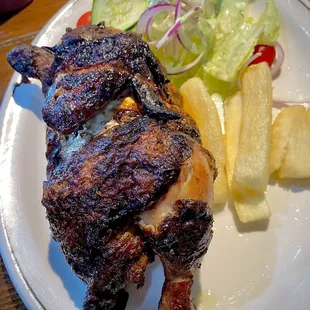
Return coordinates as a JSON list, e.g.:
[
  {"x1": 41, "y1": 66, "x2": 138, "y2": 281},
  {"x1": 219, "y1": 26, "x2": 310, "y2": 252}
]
[{"x1": 0, "y1": 1, "x2": 68, "y2": 308}]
